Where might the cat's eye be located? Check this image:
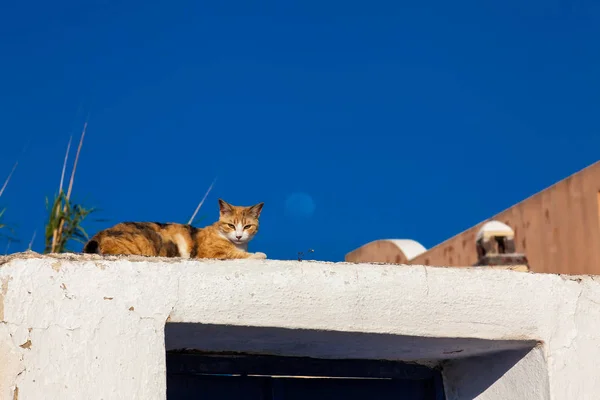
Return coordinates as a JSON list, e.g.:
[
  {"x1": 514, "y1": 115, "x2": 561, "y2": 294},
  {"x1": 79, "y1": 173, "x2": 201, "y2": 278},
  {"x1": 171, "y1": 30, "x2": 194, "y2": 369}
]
[
  {"x1": 227, "y1": 224, "x2": 235, "y2": 229},
  {"x1": 244, "y1": 225, "x2": 252, "y2": 230}
]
